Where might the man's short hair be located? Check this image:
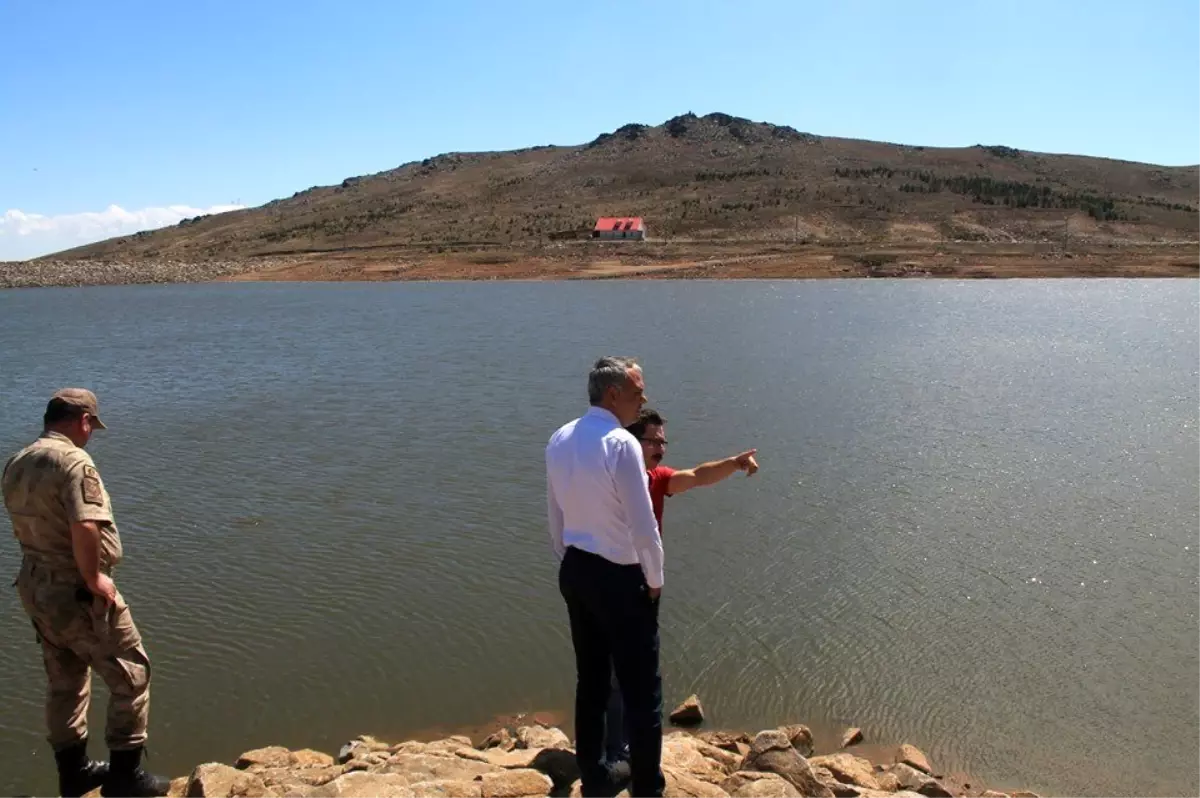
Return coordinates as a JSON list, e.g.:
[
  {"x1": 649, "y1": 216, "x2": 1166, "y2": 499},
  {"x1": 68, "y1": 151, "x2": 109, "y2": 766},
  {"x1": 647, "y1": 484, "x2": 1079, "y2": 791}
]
[
  {"x1": 626, "y1": 408, "x2": 666, "y2": 440},
  {"x1": 588, "y1": 356, "x2": 640, "y2": 405},
  {"x1": 43, "y1": 401, "x2": 86, "y2": 427}
]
